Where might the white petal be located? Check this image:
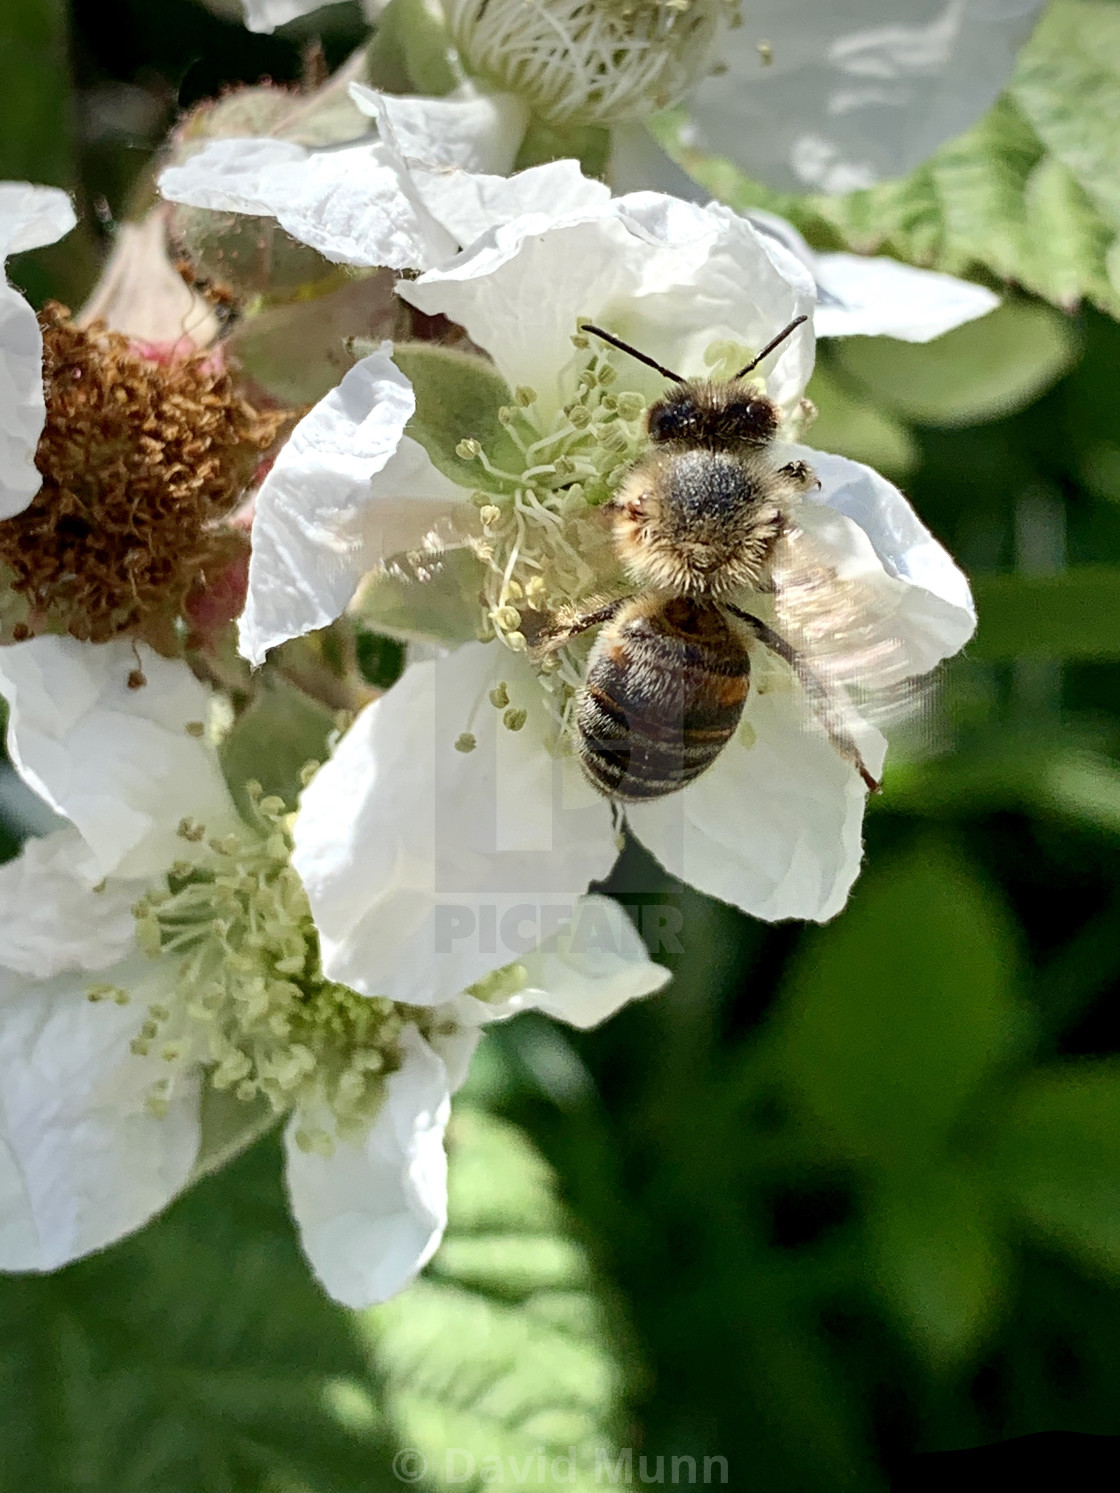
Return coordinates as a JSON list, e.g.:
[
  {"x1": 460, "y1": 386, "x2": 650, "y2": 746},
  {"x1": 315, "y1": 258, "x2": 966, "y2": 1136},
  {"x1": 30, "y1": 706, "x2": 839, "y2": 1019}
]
[
  {"x1": 401, "y1": 191, "x2": 815, "y2": 419},
  {"x1": 0, "y1": 828, "x2": 139, "y2": 977},
  {"x1": 456, "y1": 893, "x2": 671, "y2": 1029},
  {"x1": 688, "y1": 0, "x2": 1046, "y2": 191},
  {"x1": 239, "y1": 346, "x2": 465, "y2": 665},
  {"x1": 159, "y1": 138, "x2": 457, "y2": 272},
  {"x1": 351, "y1": 84, "x2": 529, "y2": 174},
  {"x1": 0, "y1": 183, "x2": 76, "y2": 519},
  {"x1": 0, "y1": 182, "x2": 76, "y2": 258},
  {"x1": 0, "y1": 957, "x2": 200, "y2": 1270},
  {"x1": 408, "y1": 158, "x2": 611, "y2": 260},
  {"x1": 284, "y1": 1024, "x2": 451, "y2": 1307},
  {"x1": 813, "y1": 253, "x2": 999, "y2": 341},
  {"x1": 628, "y1": 687, "x2": 886, "y2": 923},
  {"x1": 291, "y1": 644, "x2": 619, "y2": 1006},
  {"x1": 0, "y1": 637, "x2": 237, "y2": 882},
  {"x1": 240, "y1": 0, "x2": 346, "y2": 31},
  {"x1": 798, "y1": 444, "x2": 977, "y2": 671}
]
